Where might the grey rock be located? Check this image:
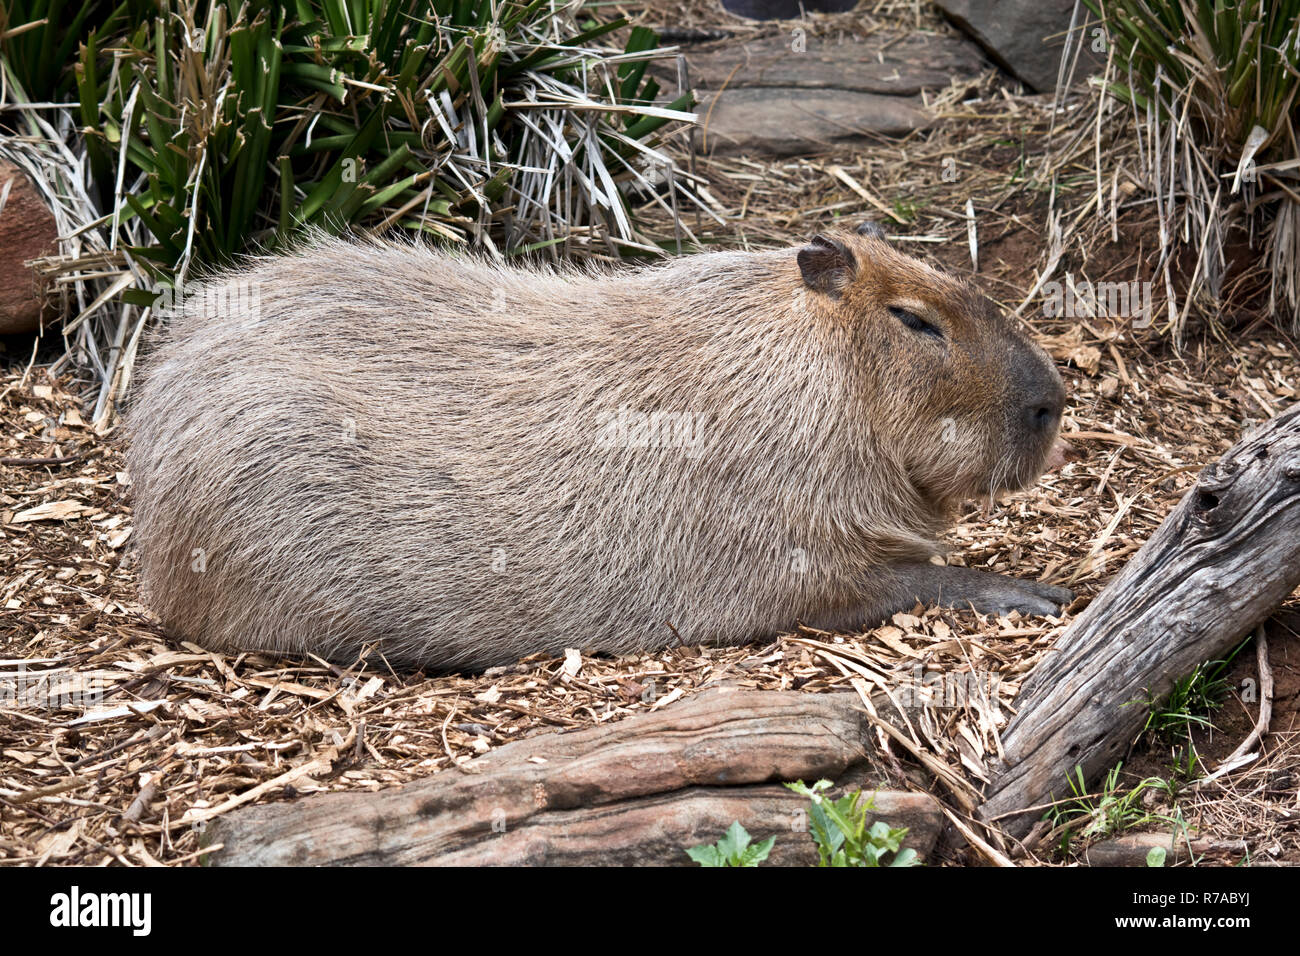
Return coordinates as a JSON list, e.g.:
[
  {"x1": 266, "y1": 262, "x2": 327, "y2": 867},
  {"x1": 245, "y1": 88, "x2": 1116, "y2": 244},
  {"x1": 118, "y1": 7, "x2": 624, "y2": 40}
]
[
  {"x1": 655, "y1": 31, "x2": 987, "y2": 155},
  {"x1": 933, "y1": 0, "x2": 1102, "y2": 92},
  {"x1": 699, "y1": 87, "x2": 931, "y2": 156}
]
